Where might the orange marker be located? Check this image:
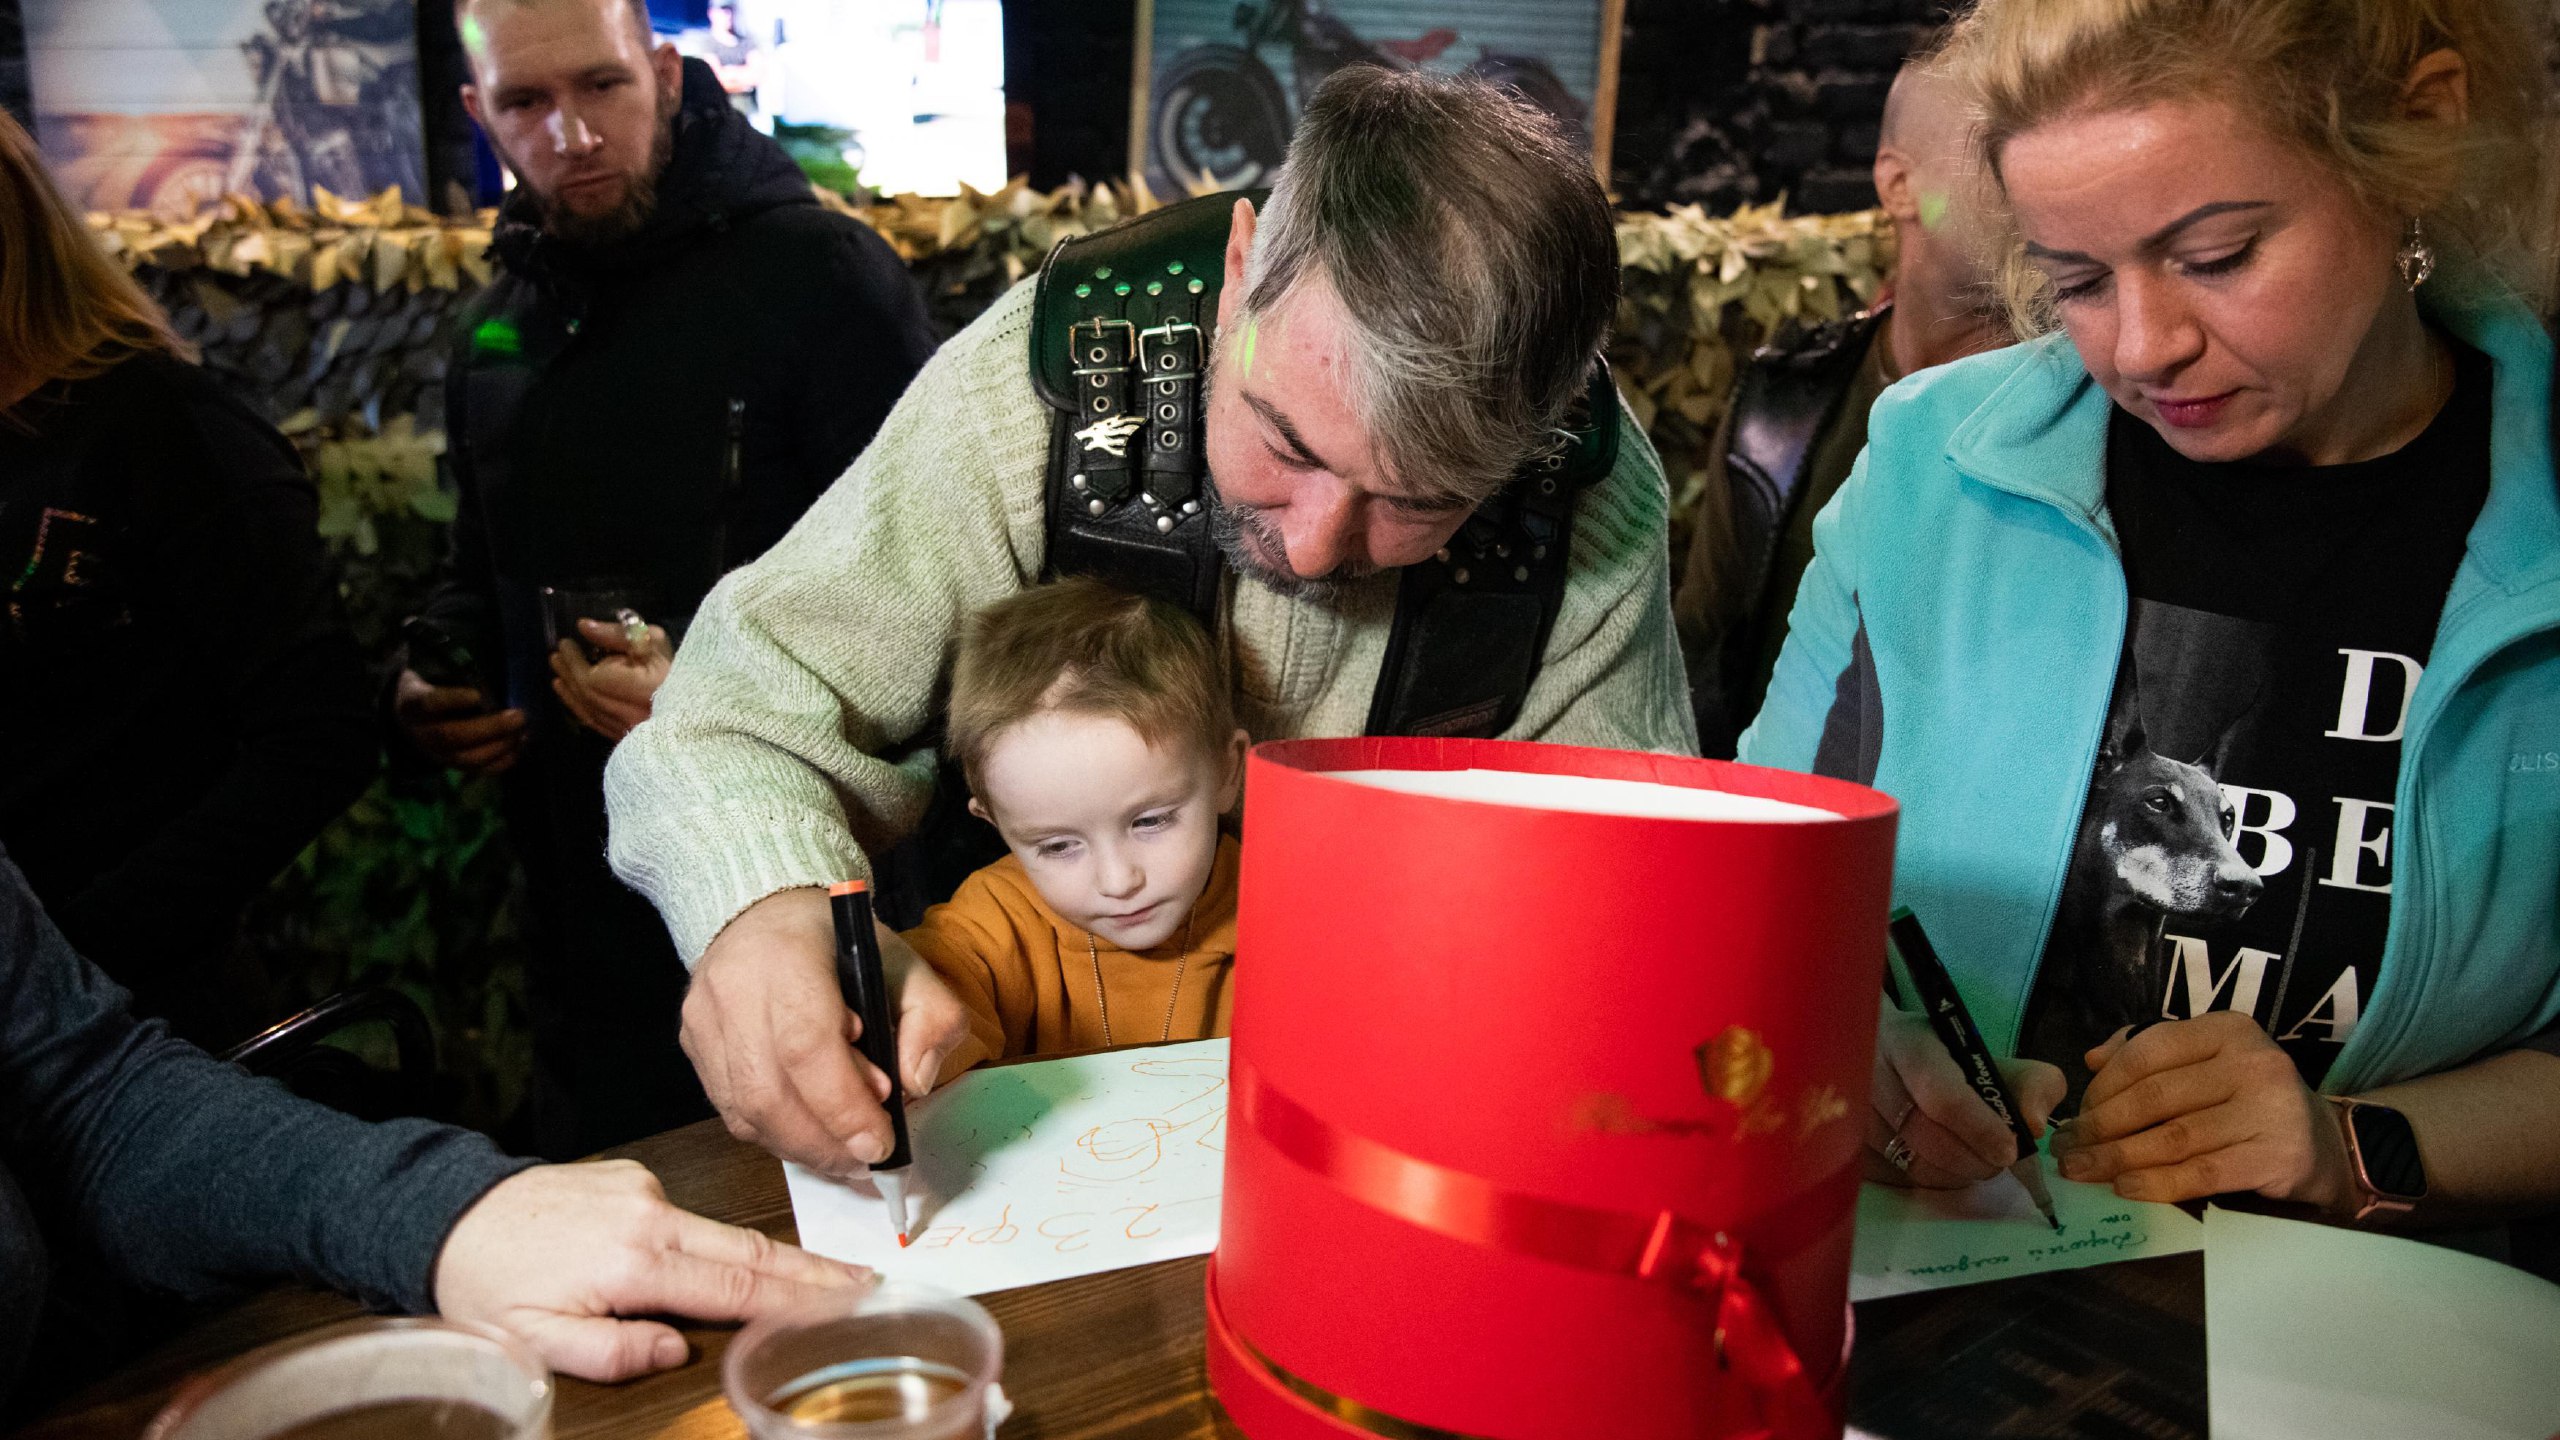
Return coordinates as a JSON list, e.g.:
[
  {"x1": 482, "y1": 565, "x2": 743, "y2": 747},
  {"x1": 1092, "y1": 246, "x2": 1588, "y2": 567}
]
[{"x1": 828, "y1": 879, "x2": 913, "y2": 1246}]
